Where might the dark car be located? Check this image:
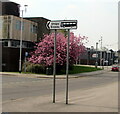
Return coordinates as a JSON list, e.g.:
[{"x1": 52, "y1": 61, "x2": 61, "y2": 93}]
[{"x1": 111, "y1": 65, "x2": 120, "y2": 71}]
